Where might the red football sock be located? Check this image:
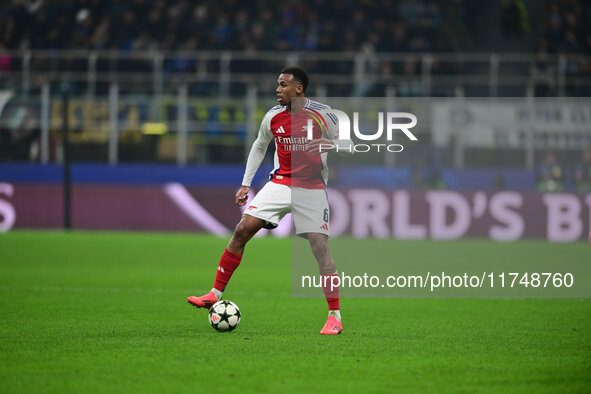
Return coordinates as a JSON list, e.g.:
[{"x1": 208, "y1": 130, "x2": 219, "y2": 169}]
[
  {"x1": 322, "y1": 274, "x2": 340, "y2": 311},
  {"x1": 212, "y1": 248, "x2": 242, "y2": 292}
]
